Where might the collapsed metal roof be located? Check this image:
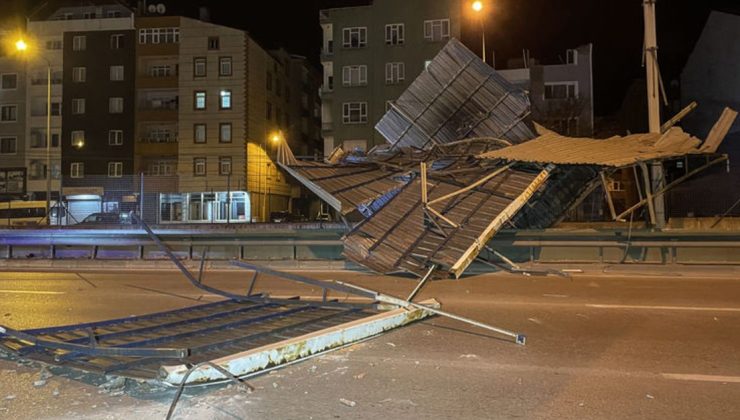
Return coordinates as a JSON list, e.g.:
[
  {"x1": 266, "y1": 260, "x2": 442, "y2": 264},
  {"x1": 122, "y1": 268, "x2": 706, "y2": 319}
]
[
  {"x1": 480, "y1": 120, "x2": 735, "y2": 167},
  {"x1": 278, "y1": 39, "x2": 735, "y2": 279},
  {"x1": 376, "y1": 38, "x2": 534, "y2": 150}
]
